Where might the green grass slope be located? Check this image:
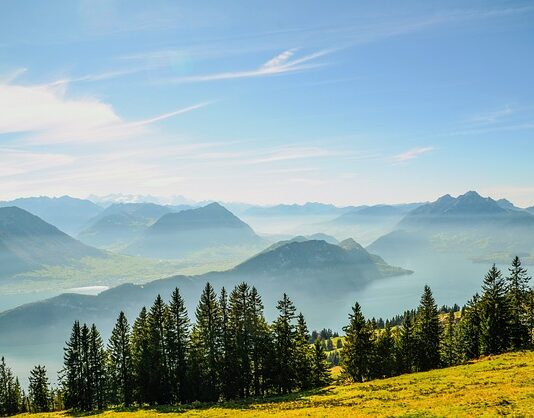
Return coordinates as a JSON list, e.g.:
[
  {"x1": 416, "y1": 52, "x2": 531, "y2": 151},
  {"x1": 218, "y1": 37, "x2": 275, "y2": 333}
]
[{"x1": 22, "y1": 351, "x2": 534, "y2": 417}]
